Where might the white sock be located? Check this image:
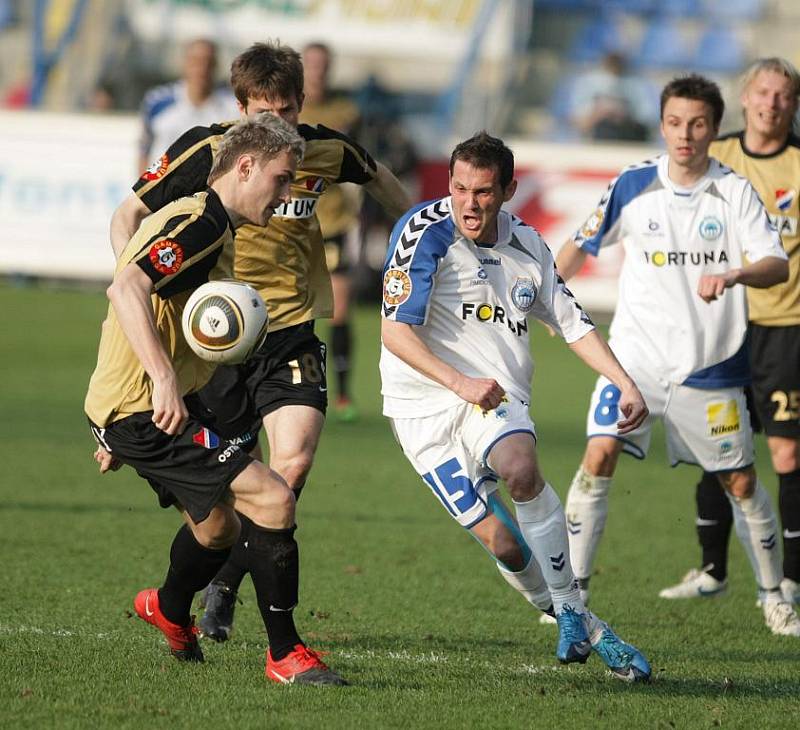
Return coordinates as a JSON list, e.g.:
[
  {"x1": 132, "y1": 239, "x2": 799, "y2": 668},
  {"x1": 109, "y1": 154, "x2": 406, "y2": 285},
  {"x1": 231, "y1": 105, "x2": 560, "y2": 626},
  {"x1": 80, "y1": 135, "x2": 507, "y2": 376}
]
[
  {"x1": 496, "y1": 555, "x2": 552, "y2": 612},
  {"x1": 727, "y1": 480, "x2": 782, "y2": 591},
  {"x1": 514, "y1": 483, "x2": 584, "y2": 615},
  {"x1": 564, "y1": 466, "x2": 613, "y2": 581}
]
